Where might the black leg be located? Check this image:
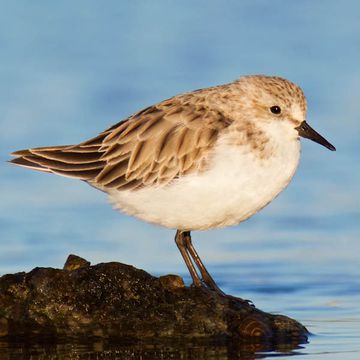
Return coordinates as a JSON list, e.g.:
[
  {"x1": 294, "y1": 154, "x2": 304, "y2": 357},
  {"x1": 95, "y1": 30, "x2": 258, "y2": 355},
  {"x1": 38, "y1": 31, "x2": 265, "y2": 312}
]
[
  {"x1": 175, "y1": 230, "x2": 224, "y2": 295},
  {"x1": 183, "y1": 232, "x2": 225, "y2": 295},
  {"x1": 175, "y1": 230, "x2": 202, "y2": 287},
  {"x1": 175, "y1": 230, "x2": 255, "y2": 307}
]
